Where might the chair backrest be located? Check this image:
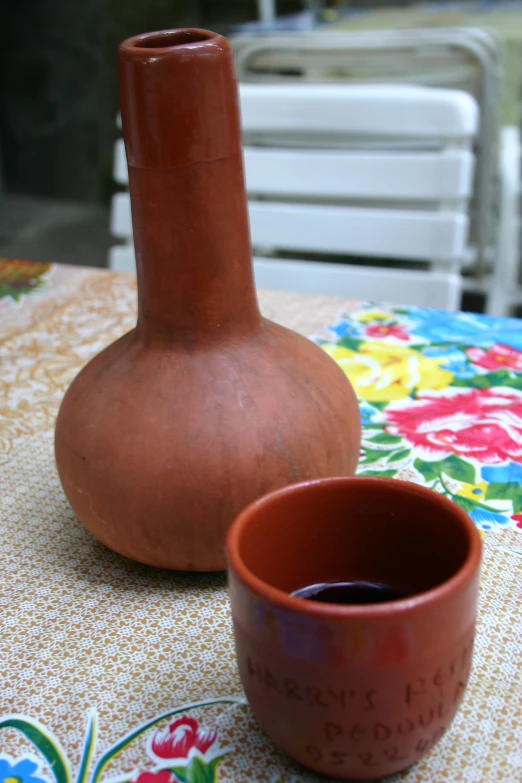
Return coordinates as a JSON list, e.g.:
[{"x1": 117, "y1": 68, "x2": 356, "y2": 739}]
[
  {"x1": 232, "y1": 28, "x2": 500, "y2": 92},
  {"x1": 109, "y1": 82, "x2": 478, "y2": 309},
  {"x1": 240, "y1": 82, "x2": 478, "y2": 308},
  {"x1": 232, "y1": 27, "x2": 500, "y2": 284}
]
